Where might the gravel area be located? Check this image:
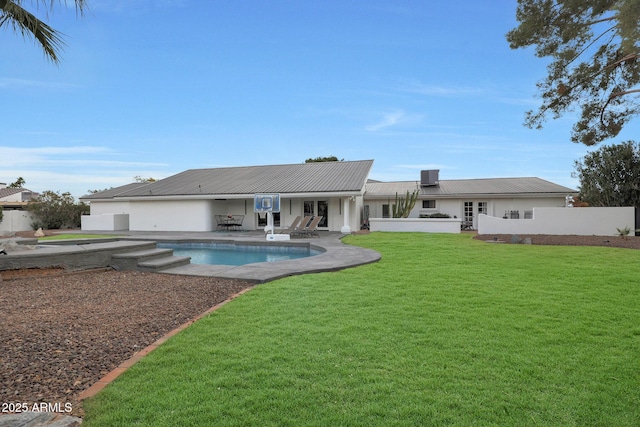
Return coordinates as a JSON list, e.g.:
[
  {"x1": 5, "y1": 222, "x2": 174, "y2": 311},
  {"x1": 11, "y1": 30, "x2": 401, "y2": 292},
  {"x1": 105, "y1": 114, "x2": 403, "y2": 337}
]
[{"x1": 0, "y1": 270, "x2": 253, "y2": 417}]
